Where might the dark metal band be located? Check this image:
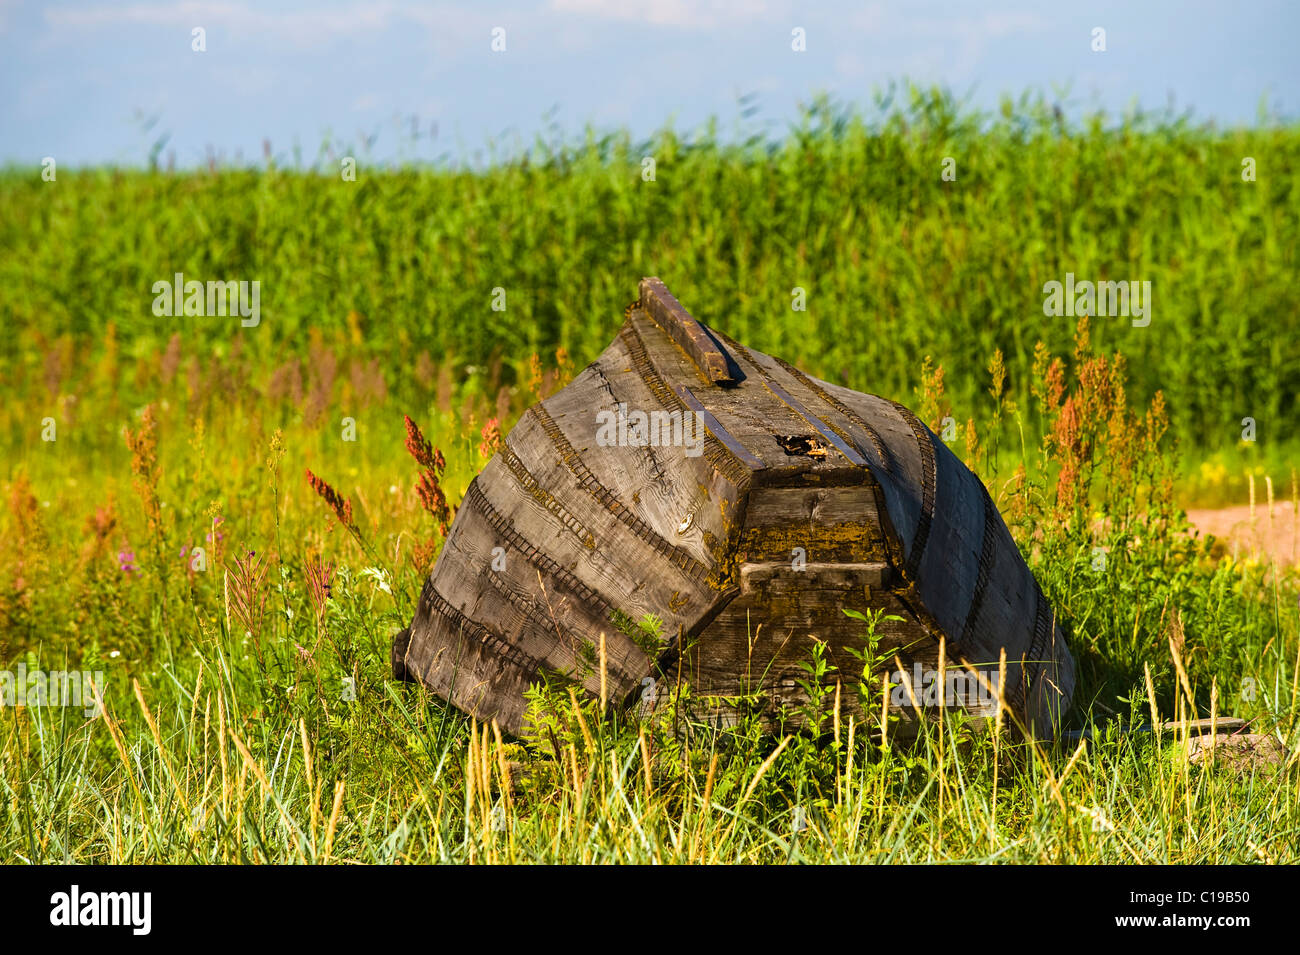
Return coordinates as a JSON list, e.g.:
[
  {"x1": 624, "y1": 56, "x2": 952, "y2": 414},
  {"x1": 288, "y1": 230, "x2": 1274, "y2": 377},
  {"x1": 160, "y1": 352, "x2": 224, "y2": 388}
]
[
  {"x1": 619, "y1": 317, "x2": 754, "y2": 490},
  {"x1": 499, "y1": 443, "x2": 597, "y2": 551},
  {"x1": 529, "y1": 402, "x2": 711, "y2": 584},
  {"x1": 463, "y1": 481, "x2": 611, "y2": 616},
  {"x1": 890, "y1": 400, "x2": 937, "y2": 581},
  {"x1": 763, "y1": 352, "x2": 893, "y2": 469},
  {"x1": 417, "y1": 577, "x2": 538, "y2": 672},
  {"x1": 959, "y1": 484, "x2": 1000, "y2": 651}
]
